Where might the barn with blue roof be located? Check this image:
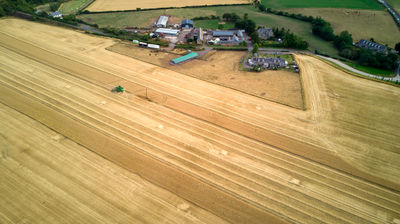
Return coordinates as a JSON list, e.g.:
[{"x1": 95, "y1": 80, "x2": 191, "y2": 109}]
[{"x1": 181, "y1": 19, "x2": 194, "y2": 28}]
